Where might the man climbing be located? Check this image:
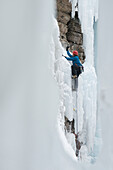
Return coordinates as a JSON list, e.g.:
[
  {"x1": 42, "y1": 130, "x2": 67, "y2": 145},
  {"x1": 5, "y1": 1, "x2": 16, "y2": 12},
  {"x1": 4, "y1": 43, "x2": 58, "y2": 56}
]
[{"x1": 65, "y1": 46, "x2": 83, "y2": 78}]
